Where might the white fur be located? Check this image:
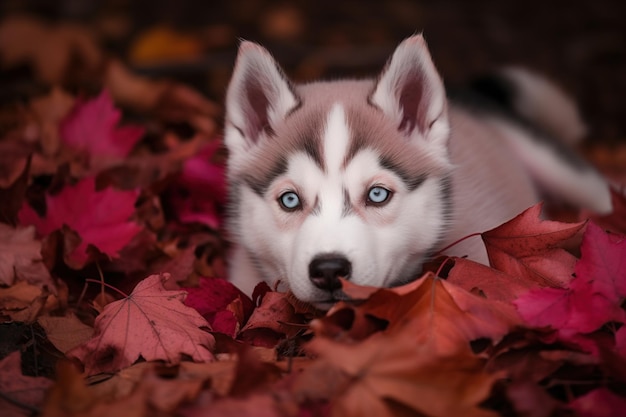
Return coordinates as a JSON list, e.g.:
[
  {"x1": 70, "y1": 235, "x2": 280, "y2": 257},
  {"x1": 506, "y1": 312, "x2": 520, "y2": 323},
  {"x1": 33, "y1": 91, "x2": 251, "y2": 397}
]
[{"x1": 324, "y1": 104, "x2": 351, "y2": 174}]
